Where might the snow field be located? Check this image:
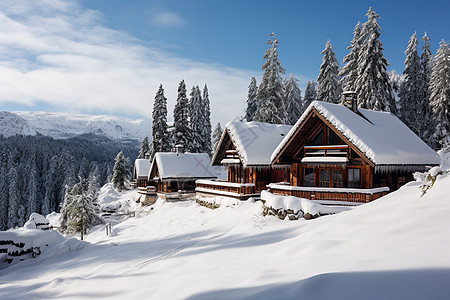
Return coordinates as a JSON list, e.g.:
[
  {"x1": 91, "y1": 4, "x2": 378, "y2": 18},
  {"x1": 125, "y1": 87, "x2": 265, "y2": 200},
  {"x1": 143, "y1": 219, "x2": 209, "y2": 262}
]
[{"x1": 1, "y1": 171, "x2": 449, "y2": 299}]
